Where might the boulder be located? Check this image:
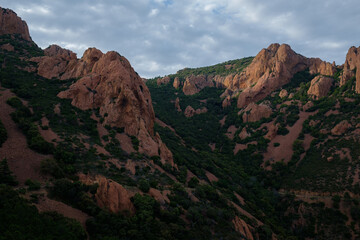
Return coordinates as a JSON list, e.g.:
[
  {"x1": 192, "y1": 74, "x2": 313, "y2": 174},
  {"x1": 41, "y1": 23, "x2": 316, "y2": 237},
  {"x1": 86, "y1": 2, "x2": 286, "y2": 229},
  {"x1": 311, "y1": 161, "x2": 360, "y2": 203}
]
[
  {"x1": 331, "y1": 120, "x2": 351, "y2": 135},
  {"x1": 157, "y1": 76, "x2": 170, "y2": 86},
  {"x1": 78, "y1": 174, "x2": 135, "y2": 214},
  {"x1": 307, "y1": 76, "x2": 333, "y2": 99},
  {"x1": 279, "y1": 89, "x2": 288, "y2": 98},
  {"x1": 184, "y1": 105, "x2": 207, "y2": 118},
  {"x1": 173, "y1": 77, "x2": 181, "y2": 89},
  {"x1": 240, "y1": 102, "x2": 272, "y2": 123}
]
